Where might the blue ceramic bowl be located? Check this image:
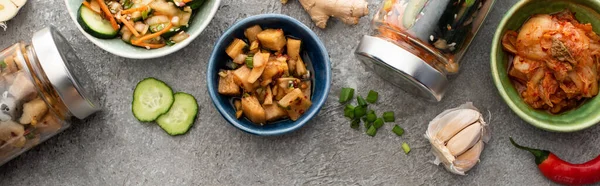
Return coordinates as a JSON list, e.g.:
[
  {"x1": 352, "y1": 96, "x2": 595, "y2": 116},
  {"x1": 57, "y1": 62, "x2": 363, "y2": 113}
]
[{"x1": 207, "y1": 14, "x2": 331, "y2": 136}]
